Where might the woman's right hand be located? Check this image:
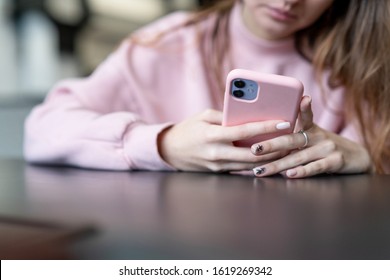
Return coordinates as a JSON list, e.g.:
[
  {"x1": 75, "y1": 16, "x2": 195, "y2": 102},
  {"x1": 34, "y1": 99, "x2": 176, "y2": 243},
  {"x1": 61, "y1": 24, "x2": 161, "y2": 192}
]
[{"x1": 158, "y1": 109, "x2": 291, "y2": 172}]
